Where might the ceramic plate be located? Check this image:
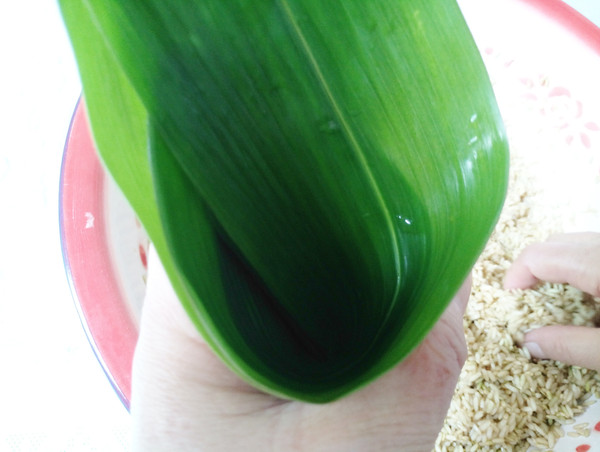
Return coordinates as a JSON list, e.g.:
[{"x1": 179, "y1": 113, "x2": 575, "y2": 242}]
[
  {"x1": 60, "y1": 100, "x2": 148, "y2": 409},
  {"x1": 59, "y1": 0, "x2": 600, "y2": 447}
]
